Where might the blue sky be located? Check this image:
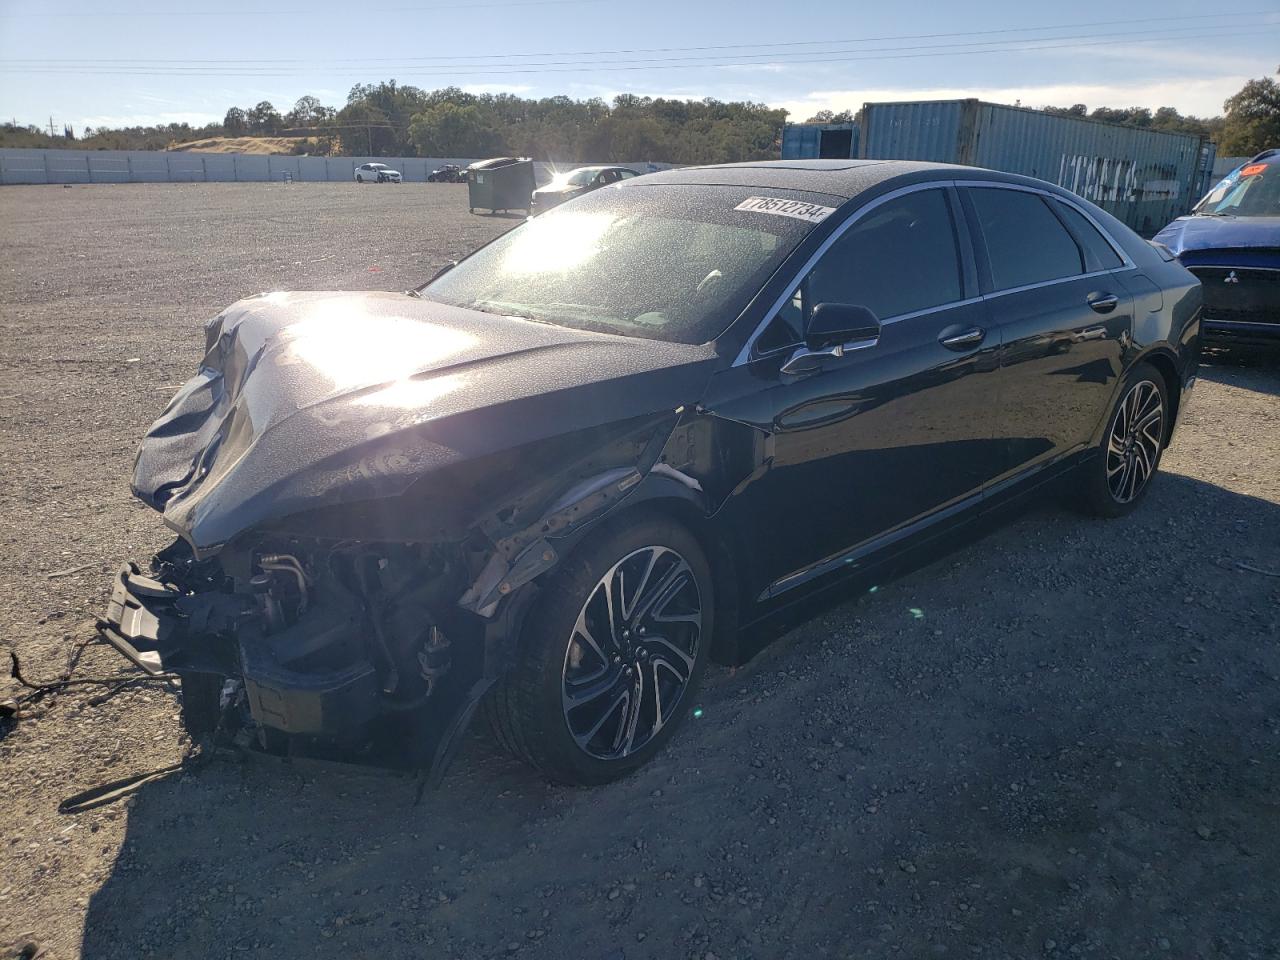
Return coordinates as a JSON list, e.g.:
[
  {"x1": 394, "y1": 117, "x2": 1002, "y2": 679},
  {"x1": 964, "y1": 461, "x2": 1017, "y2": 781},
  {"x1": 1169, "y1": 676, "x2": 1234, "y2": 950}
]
[{"x1": 1, "y1": 0, "x2": 1276, "y2": 131}]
